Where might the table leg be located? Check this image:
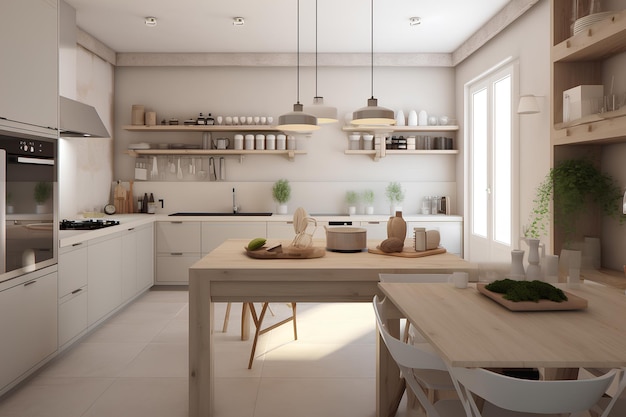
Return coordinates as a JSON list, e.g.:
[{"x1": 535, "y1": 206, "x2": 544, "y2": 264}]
[
  {"x1": 241, "y1": 302, "x2": 251, "y2": 341},
  {"x1": 189, "y1": 277, "x2": 214, "y2": 417},
  {"x1": 377, "y1": 317, "x2": 405, "y2": 417}
]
